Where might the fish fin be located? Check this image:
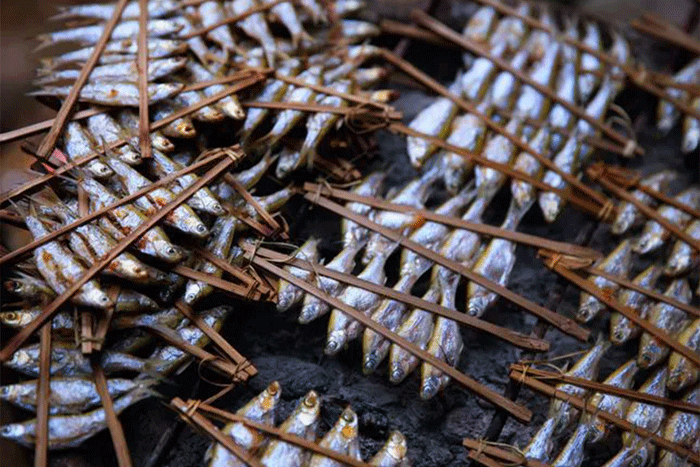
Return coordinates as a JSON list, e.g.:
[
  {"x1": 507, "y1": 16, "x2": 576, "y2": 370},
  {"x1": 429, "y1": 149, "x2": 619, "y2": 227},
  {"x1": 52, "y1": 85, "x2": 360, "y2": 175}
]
[{"x1": 33, "y1": 35, "x2": 56, "y2": 52}]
